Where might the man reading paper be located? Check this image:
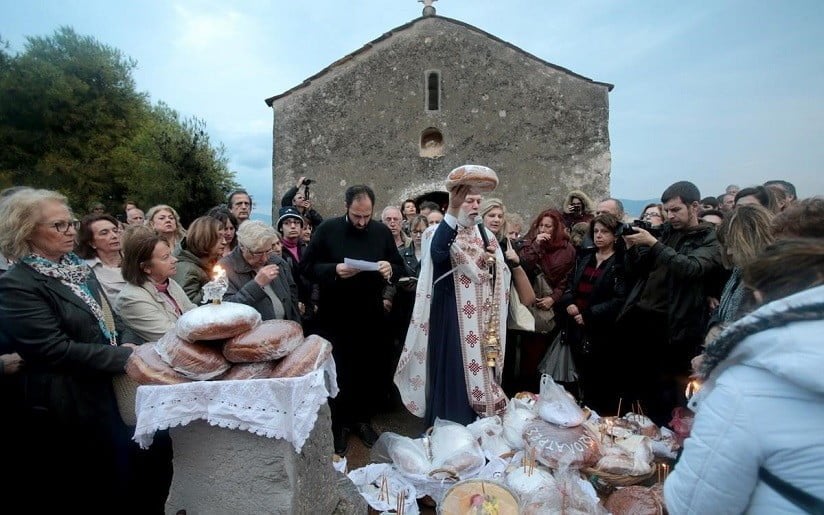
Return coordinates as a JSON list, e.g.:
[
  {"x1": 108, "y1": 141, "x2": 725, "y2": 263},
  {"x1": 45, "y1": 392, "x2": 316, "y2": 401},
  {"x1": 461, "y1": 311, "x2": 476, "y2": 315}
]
[{"x1": 300, "y1": 185, "x2": 405, "y2": 455}]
